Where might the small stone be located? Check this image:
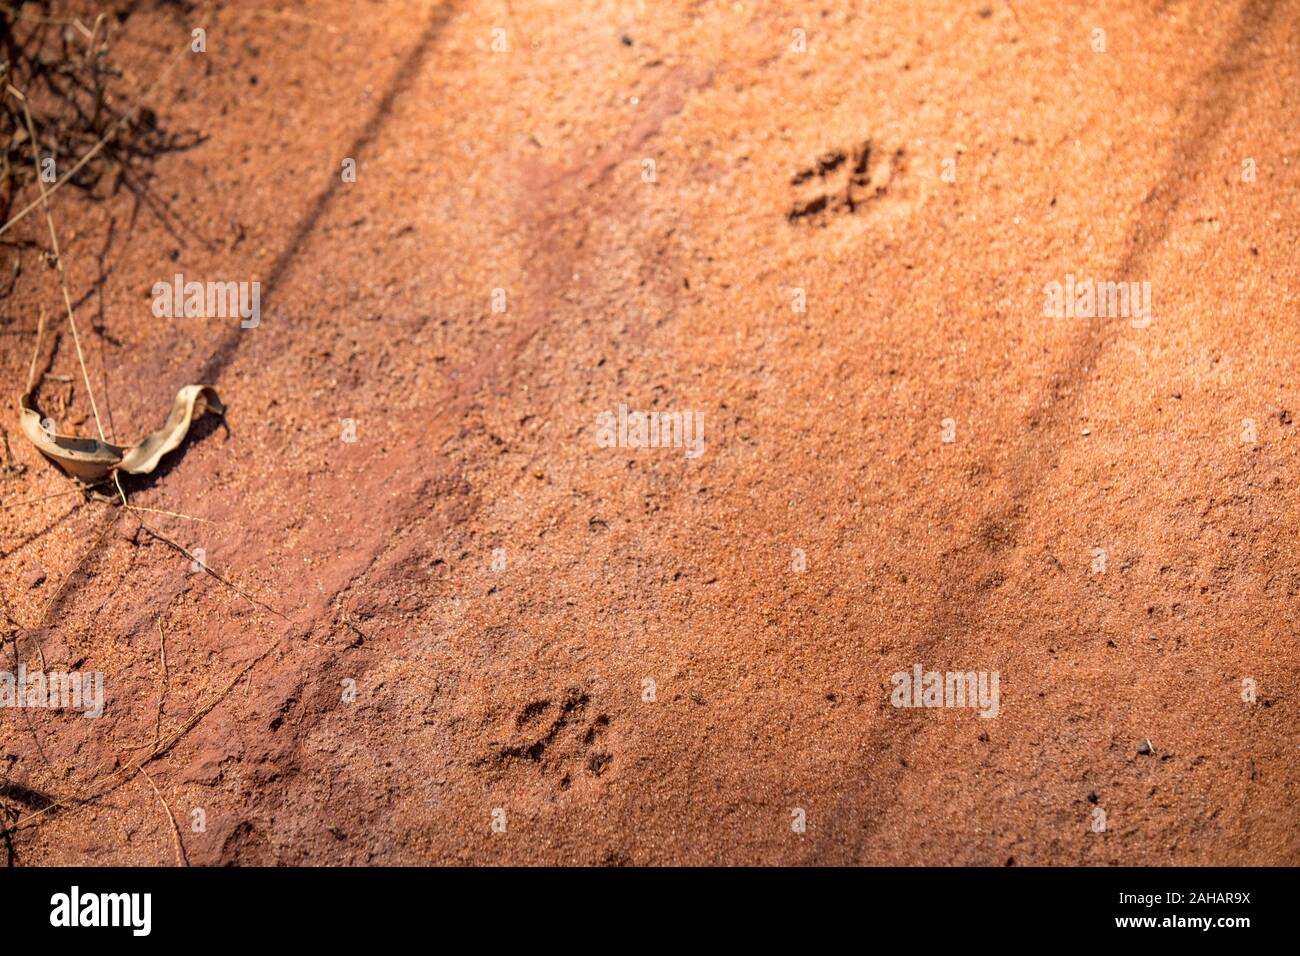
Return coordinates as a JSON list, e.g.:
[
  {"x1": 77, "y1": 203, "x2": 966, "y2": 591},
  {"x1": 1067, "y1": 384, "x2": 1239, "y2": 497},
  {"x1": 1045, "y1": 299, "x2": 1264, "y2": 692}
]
[{"x1": 1137, "y1": 738, "x2": 1153, "y2": 755}]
